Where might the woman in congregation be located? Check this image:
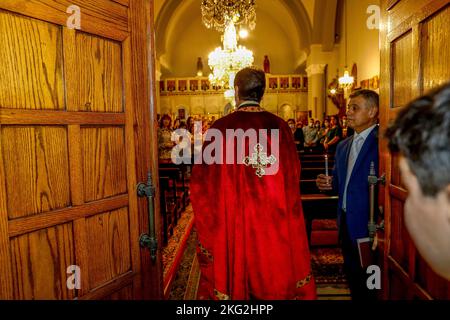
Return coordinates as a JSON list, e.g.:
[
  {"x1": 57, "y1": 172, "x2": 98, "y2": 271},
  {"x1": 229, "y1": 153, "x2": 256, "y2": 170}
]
[
  {"x1": 317, "y1": 119, "x2": 329, "y2": 153},
  {"x1": 288, "y1": 118, "x2": 304, "y2": 151},
  {"x1": 186, "y1": 116, "x2": 194, "y2": 135},
  {"x1": 158, "y1": 114, "x2": 175, "y2": 160},
  {"x1": 322, "y1": 115, "x2": 342, "y2": 154}
]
